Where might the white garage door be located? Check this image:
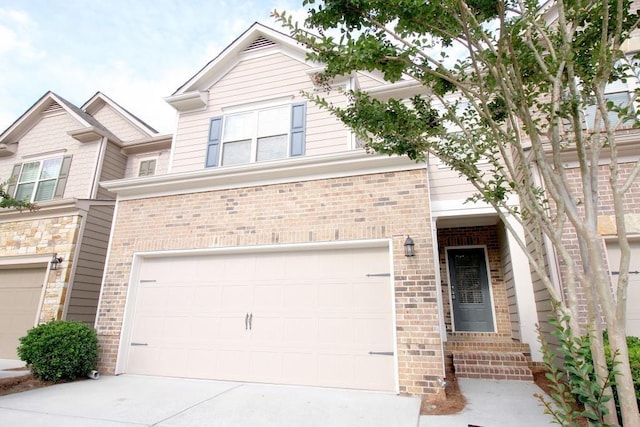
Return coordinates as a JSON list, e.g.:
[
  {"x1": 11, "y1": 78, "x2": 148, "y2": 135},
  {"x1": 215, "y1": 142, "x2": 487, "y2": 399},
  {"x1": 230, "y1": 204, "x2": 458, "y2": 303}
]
[
  {"x1": 0, "y1": 267, "x2": 45, "y2": 358},
  {"x1": 608, "y1": 240, "x2": 640, "y2": 337},
  {"x1": 124, "y1": 246, "x2": 396, "y2": 391}
]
